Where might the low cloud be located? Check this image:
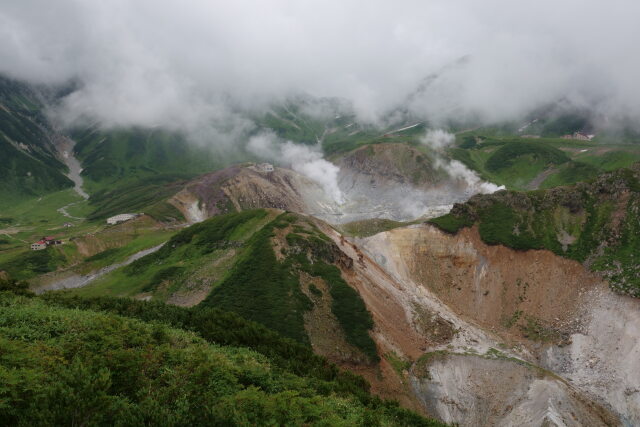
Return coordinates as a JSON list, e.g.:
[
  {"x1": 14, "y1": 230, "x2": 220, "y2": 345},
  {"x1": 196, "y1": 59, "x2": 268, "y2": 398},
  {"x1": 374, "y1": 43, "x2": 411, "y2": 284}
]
[{"x1": 1, "y1": 1, "x2": 640, "y2": 133}]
